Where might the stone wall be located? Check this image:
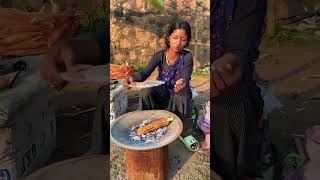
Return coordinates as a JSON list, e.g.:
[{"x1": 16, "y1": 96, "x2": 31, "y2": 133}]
[
  {"x1": 110, "y1": 0, "x2": 210, "y2": 67},
  {"x1": 2, "y1": 0, "x2": 102, "y2": 12}
]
